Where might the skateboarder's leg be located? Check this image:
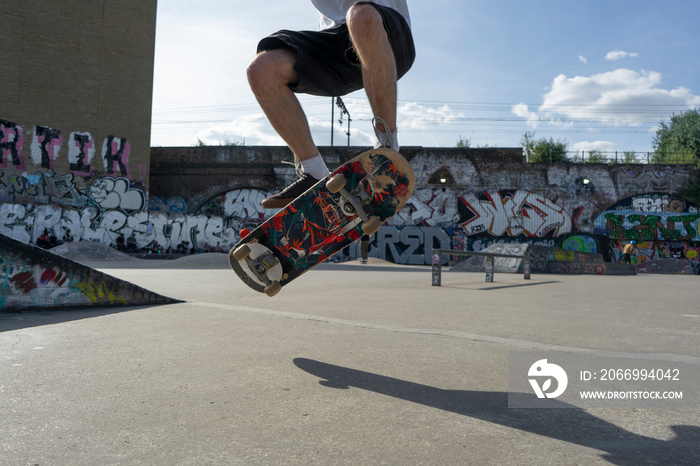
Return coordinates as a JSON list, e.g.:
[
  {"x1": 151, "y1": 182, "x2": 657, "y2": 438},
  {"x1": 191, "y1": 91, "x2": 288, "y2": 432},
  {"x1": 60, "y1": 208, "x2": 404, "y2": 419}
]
[
  {"x1": 247, "y1": 49, "x2": 323, "y2": 165},
  {"x1": 346, "y1": 4, "x2": 397, "y2": 137},
  {"x1": 250, "y1": 5, "x2": 413, "y2": 208},
  {"x1": 247, "y1": 49, "x2": 329, "y2": 209}
]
